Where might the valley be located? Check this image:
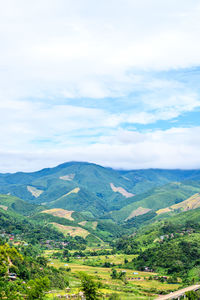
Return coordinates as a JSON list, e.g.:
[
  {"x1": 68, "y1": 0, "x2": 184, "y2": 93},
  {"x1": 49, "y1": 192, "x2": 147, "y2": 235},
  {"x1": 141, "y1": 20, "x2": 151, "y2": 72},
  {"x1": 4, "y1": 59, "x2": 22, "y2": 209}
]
[{"x1": 0, "y1": 162, "x2": 200, "y2": 299}]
